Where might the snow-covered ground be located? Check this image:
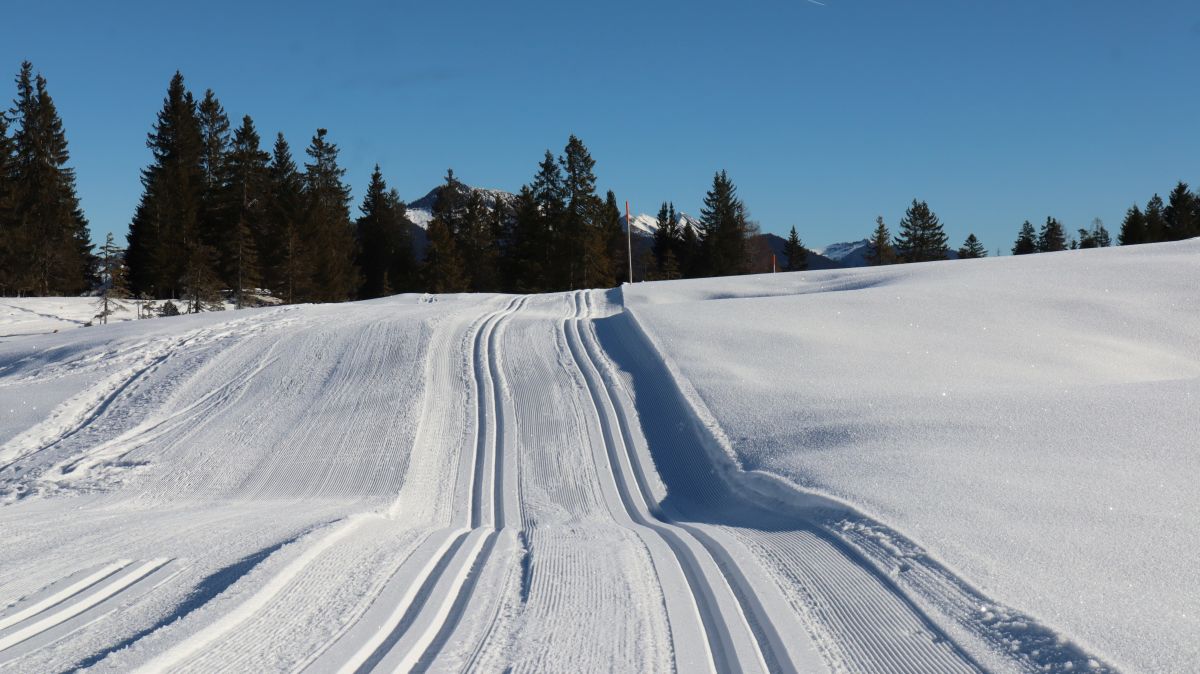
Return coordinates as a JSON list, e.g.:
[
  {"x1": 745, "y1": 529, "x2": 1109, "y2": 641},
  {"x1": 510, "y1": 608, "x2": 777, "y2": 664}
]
[
  {"x1": 624, "y1": 239, "x2": 1200, "y2": 674},
  {"x1": 0, "y1": 298, "x2": 137, "y2": 339},
  {"x1": 0, "y1": 240, "x2": 1194, "y2": 672}
]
